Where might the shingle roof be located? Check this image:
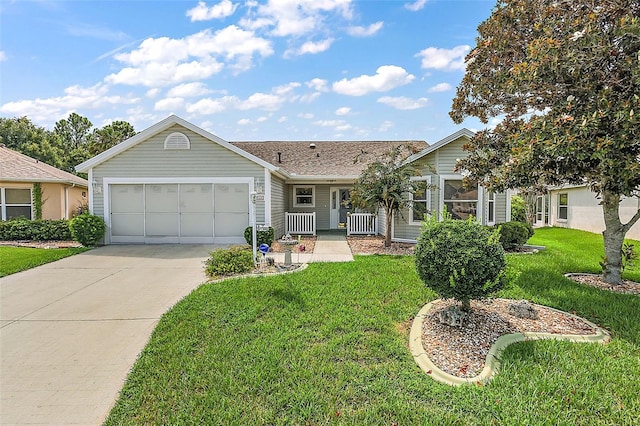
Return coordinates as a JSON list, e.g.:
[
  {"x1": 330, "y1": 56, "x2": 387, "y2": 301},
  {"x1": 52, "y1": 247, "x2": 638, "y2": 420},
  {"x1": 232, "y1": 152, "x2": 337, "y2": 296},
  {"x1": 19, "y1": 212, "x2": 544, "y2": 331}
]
[
  {"x1": 230, "y1": 140, "x2": 428, "y2": 178},
  {"x1": 0, "y1": 145, "x2": 88, "y2": 187}
]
